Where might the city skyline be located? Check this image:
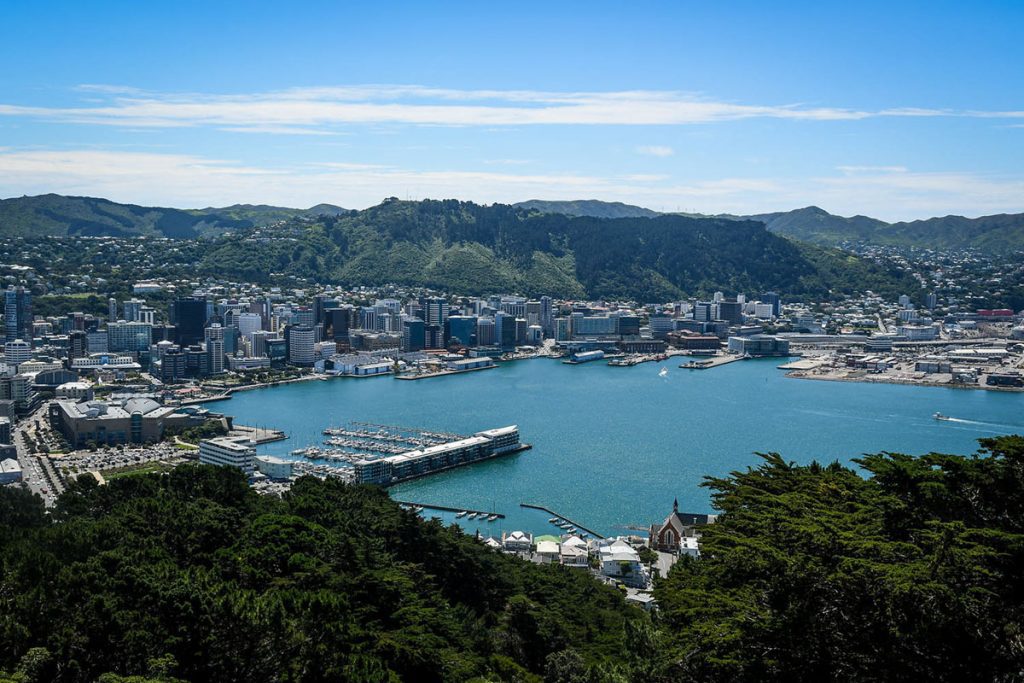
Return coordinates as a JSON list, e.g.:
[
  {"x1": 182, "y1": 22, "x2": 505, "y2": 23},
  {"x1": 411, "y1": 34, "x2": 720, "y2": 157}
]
[{"x1": 2, "y1": 1, "x2": 1023, "y2": 220}]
